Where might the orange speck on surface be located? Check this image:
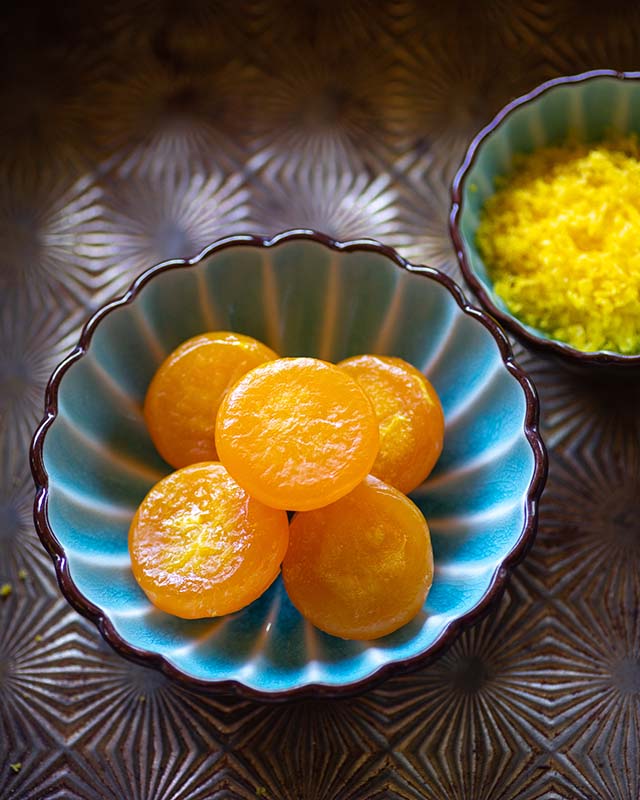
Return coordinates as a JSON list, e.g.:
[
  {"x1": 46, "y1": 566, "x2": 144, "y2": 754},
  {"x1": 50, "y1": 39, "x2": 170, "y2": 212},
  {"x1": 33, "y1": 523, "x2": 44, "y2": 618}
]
[
  {"x1": 215, "y1": 358, "x2": 379, "y2": 511},
  {"x1": 338, "y1": 355, "x2": 444, "y2": 493},
  {"x1": 144, "y1": 331, "x2": 278, "y2": 469},
  {"x1": 129, "y1": 462, "x2": 289, "y2": 619},
  {"x1": 283, "y1": 475, "x2": 433, "y2": 640}
]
